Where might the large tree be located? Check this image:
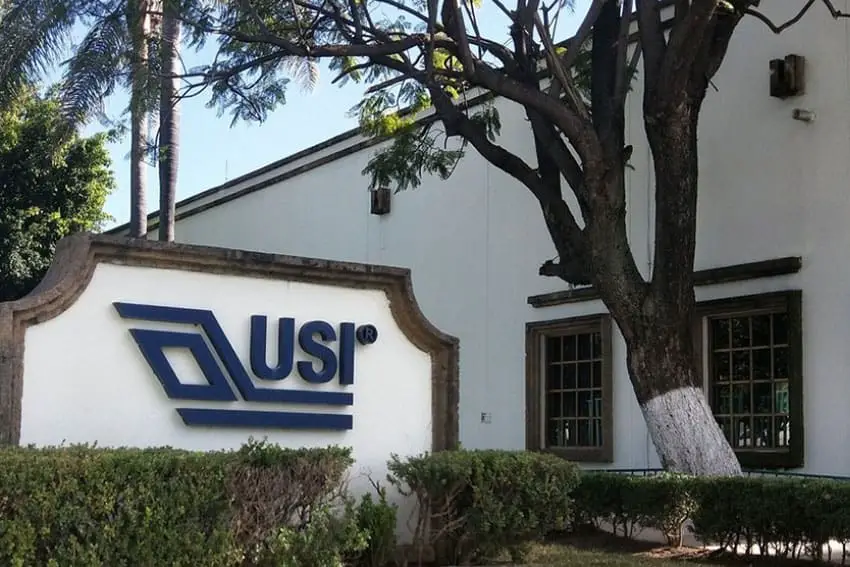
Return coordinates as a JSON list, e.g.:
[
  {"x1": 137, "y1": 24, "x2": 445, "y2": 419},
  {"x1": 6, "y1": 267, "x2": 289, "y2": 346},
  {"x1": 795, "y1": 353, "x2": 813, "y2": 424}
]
[
  {"x1": 176, "y1": 0, "x2": 849, "y2": 475},
  {"x1": 0, "y1": 85, "x2": 115, "y2": 301}
]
